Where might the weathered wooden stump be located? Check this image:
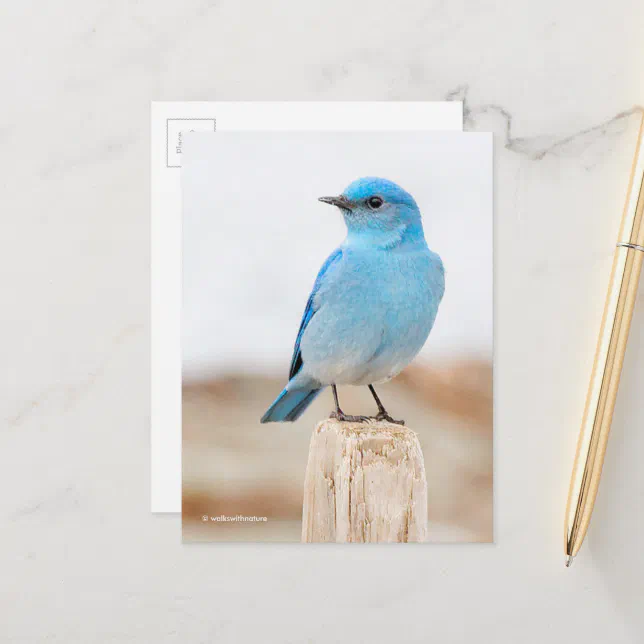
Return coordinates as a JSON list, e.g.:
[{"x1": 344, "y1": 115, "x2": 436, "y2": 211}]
[{"x1": 301, "y1": 419, "x2": 428, "y2": 543}]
